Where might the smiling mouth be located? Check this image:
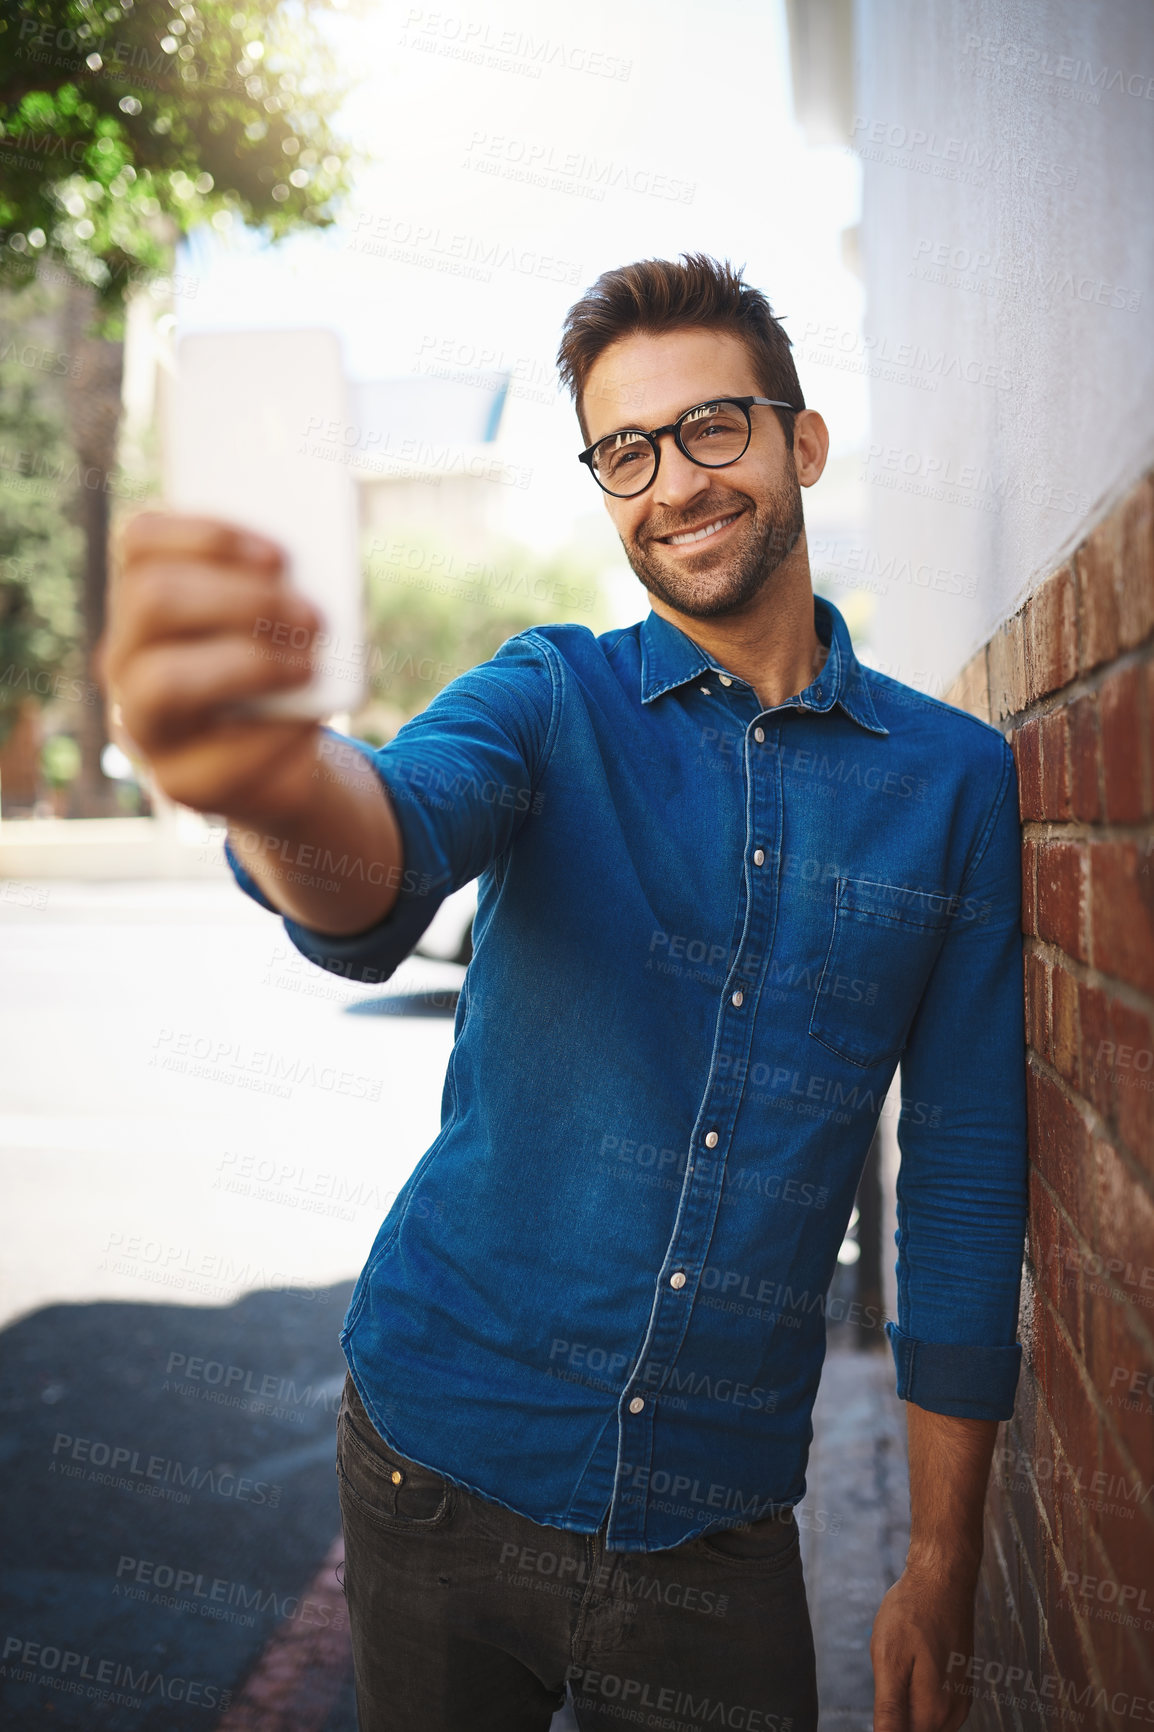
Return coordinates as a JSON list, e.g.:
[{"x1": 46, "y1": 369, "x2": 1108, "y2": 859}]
[{"x1": 659, "y1": 511, "x2": 743, "y2": 548}]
